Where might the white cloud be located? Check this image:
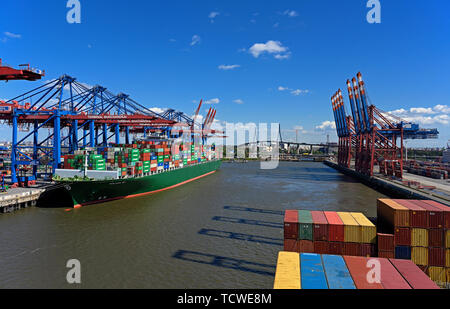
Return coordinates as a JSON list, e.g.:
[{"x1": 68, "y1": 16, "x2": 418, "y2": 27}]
[
  {"x1": 218, "y1": 64, "x2": 240, "y2": 70},
  {"x1": 278, "y1": 86, "x2": 309, "y2": 96},
  {"x1": 190, "y1": 35, "x2": 201, "y2": 46},
  {"x1": 282, "y1": 10, "x2": 298, "y2": 17},
  {"x1": 204, "y1": 98, "x2": 220, "y2": 104},
  {"x1": 4, "y1": 32, "x2": 21, "y2": 39},
  {"x1": 291, "y1": 89, "x2": 309, "y2": 96},
  {"x1": 274, "y1": 53, "x2": 291, "y2": 60},
  {"x1": 387, "y1": 104, "x2": 450, "y2": 126},
  {"x1": 208, "y1": 11, "x2": 220, "y2": 23},
  {"x1": 150, "y1": 107, "x2": 166, "y2": 115},
  {"x1": 249, "y1": 40, "x2": 289, "y2": 59},
  {"x1": 233, "y1": 99, "x2": 244, "y2": 104},
  {"x1": 315, "y1": 121, "x2": 336, "y2": 130}
]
